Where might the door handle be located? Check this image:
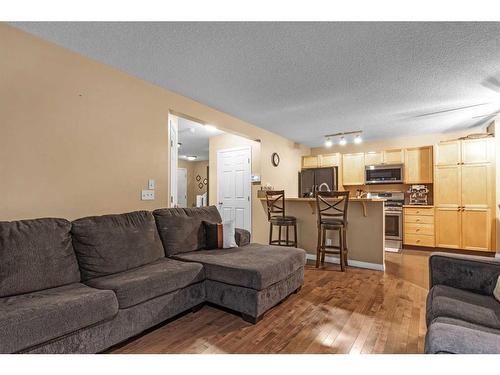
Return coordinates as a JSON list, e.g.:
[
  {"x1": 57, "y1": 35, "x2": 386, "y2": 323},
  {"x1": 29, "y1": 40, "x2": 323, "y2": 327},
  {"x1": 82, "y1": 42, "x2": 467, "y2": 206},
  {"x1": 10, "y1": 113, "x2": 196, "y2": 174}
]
[{"x1": 218, "y1": 202, "x2": 223, "y2": 205}]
